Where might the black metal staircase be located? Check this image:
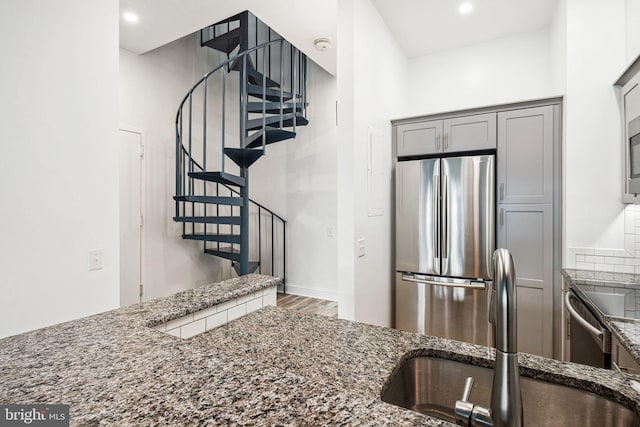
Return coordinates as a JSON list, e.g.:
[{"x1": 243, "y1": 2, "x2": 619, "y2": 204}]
[{"x1": 174, "y1": 11, "x2": 308, "y2": 288}]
